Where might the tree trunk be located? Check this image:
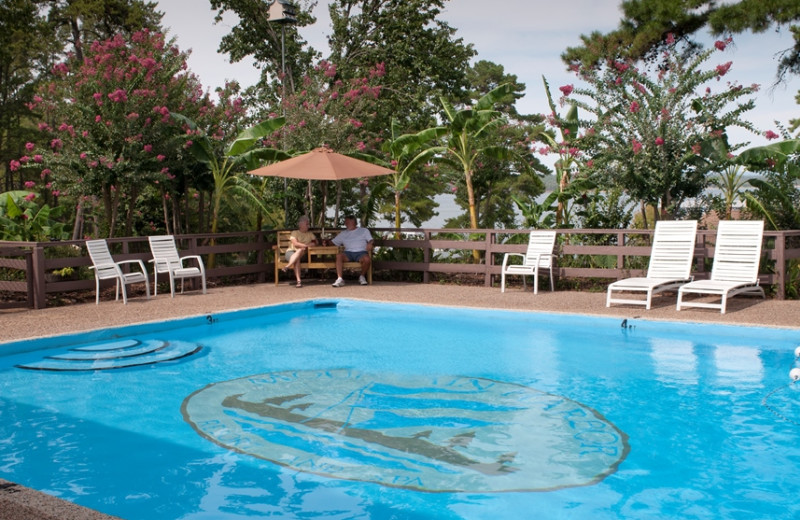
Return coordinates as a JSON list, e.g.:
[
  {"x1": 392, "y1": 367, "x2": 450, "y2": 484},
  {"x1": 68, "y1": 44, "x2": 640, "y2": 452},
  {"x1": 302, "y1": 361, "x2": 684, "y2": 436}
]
[
  {"x1": 160, "y1": 186, "x2": 171, "y2": 234},
  {"x1": 394, "y1": 190, "x2": 402, "y2": 239},
  {"x1": 465, "y1": 171, "x2": 481, "y2": 263},
  {"x1": 71, "y1": 199, "x2": 84, "y2": 240}
]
